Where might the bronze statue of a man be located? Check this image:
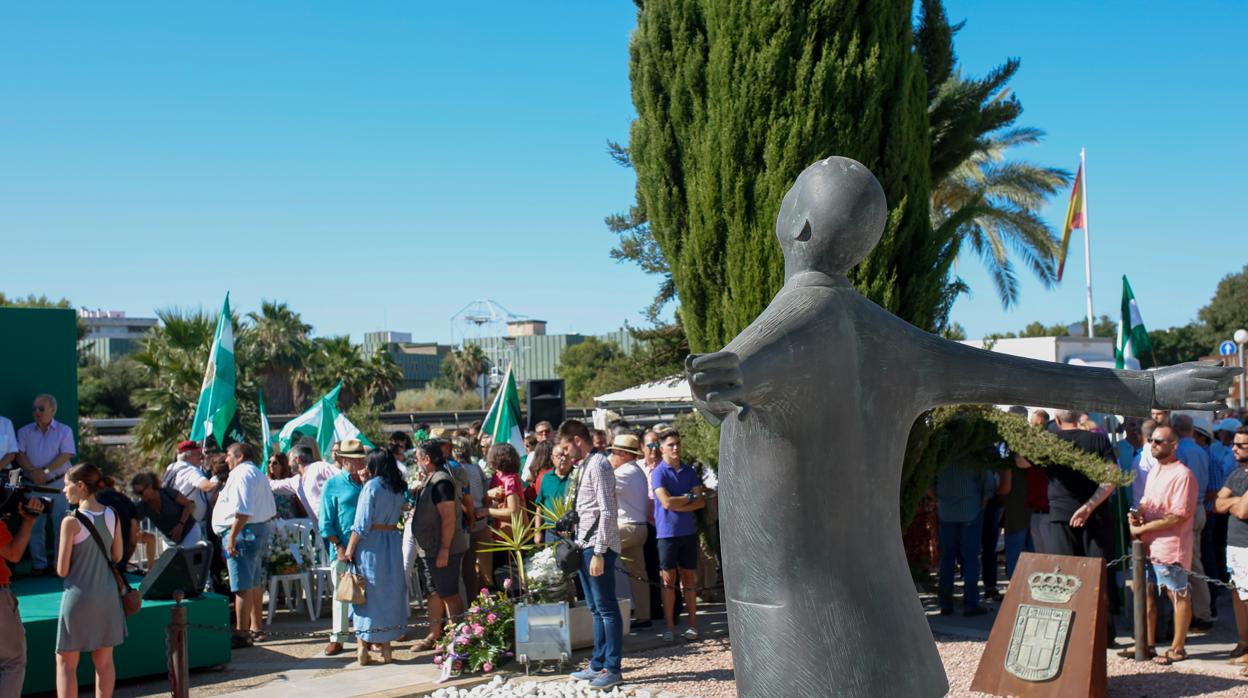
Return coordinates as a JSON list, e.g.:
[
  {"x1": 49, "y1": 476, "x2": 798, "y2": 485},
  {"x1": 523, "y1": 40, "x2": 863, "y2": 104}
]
[{"x1": 688, "y1": 157, "x2": 1238, "y2": 697}]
